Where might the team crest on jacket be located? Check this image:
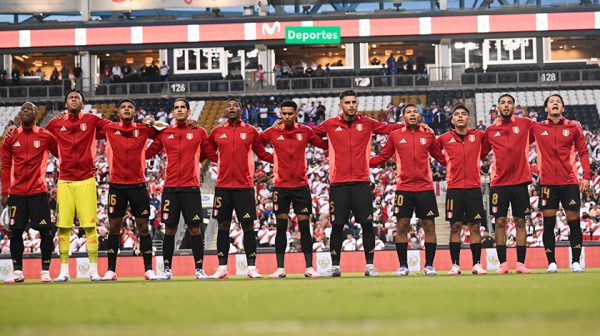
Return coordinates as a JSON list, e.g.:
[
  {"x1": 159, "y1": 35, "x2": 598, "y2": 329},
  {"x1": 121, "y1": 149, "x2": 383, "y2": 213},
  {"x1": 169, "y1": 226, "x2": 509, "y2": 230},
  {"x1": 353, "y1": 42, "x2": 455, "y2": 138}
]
[
  {"x1": 512, "y1": 126, "x2": 520, "y2": 134},
  {"x1": 33, "y1": 140, "x2": 40, "y2": 148},
  {"x1": 133, "y1": 129, "x2": 139, "y2": 138},
  {"x1": 468, "y1": 134, "x2": 476, "y2": 142},
  {"x1": 563, "y1": 130, "x2": 570, "y2": 137},
  {"x1": 240, "y1": 133, "x2": 247, "y2": 140},
  {"x1": 80, "y1": 123, "x2": 87, "y2": 131},
  {"x1": 186, "y1": 133, "x2": 193, "y2": 140},
  {"x1": 296, "y1": 134, "x2": 303, "y2": 141},
  {"x1": 357, "y1": 124, "x2": 364, "y2": 131},
  {"x1": 420, "y1": 138, "x2": 427, "y2": 145}
]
